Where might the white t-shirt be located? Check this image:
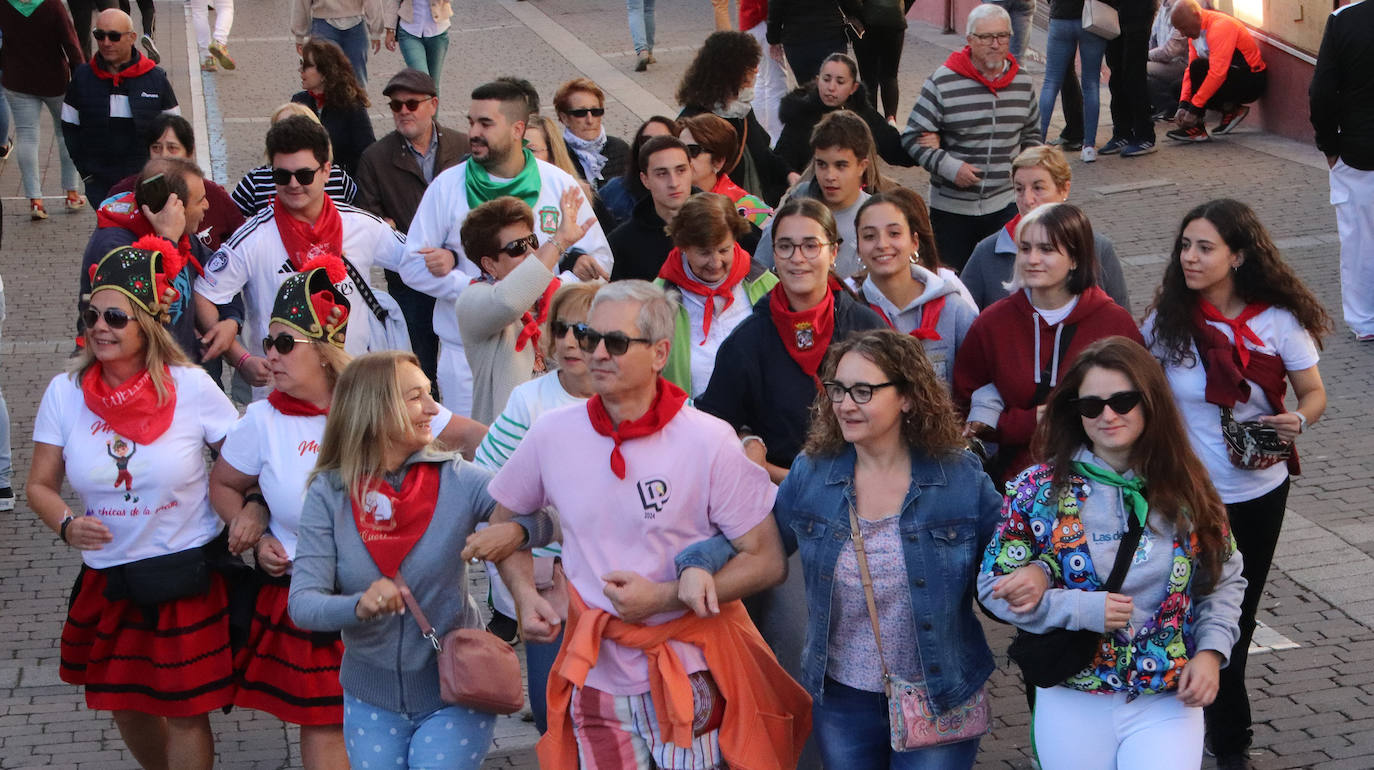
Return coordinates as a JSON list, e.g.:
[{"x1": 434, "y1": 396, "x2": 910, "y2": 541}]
[
  {"x1": 488, "y1": 403, "x2": 776, "y2": 695},
  {"x1": 678, "y1": 283, "x2": 753, "y2": 399},
  {"x1": 1142, "y1": 307, "x2": 1319, "y2": 503},
  {"x1": 33, "y1": 366, "x2": 238, "y2": 569},
  {"x1": 474, "y1": 371, "x2": 584, "y2": 472}
]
